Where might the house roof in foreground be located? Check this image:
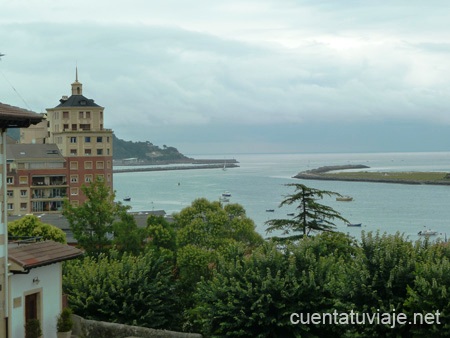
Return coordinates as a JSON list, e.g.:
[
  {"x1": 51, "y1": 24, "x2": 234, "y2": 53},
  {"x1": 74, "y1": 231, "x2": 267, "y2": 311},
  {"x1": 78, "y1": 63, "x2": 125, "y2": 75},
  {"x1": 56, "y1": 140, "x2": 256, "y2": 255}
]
[
  {"x1": 0, "y1": 102, "x2": 43, "y2": 129},
  {"x1": 8, "y1": 240, "x2": 83, "y2": 273}
]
